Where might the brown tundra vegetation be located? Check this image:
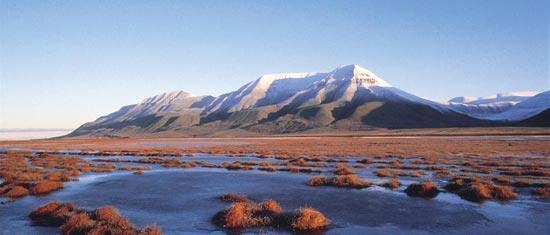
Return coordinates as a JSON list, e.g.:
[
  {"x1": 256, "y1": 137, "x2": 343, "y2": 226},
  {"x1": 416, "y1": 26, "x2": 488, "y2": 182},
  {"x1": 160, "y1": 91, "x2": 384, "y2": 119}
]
[
  {"x1": 444, "y1": 178, "x2": 517, "y2": 202},
  {"x1": 213, "y1": 194, "x2": 329, "y2": 232},
  {"x1": 380, "y1": 178, "x2": 401, "y2": 190},
  {"x1": 29, "y1": 201, "x2": 163, "y2": 235},
  {"x1": 405, "y1": 181, "x2": 440, "y2": 198},
  {"x1": 307, "y1": 175, "x2": 370, "y2": 188},
  {"x1": 333, "y1": 163, "x2": 356, "y2": 175},
  {"x1": 30, "y1": 181, "x2": 64, "y2": 195},
  {"x1": 533, "y1": 186, "x2": 550, "y2": 199}
]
